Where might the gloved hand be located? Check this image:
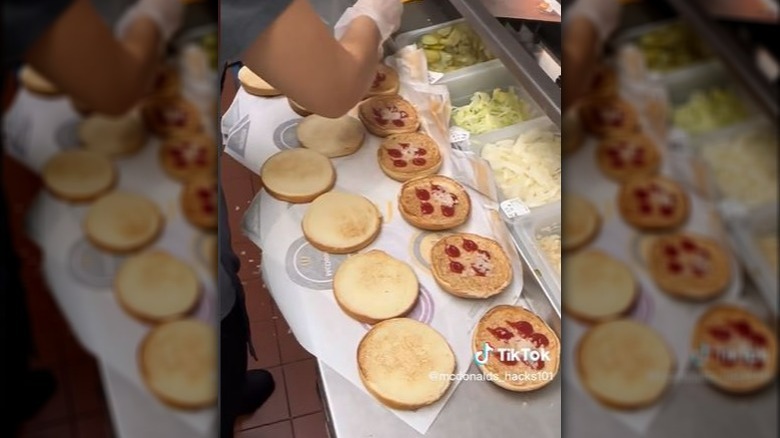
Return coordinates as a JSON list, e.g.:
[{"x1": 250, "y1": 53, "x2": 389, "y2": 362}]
[
  {"x1": 116, "y1": 0, "x2": 184, "y2": 45},
  {"x1": 334, "y1": 0, "x2": 403, "y2": 44},
  {"x1": 564, "y1": 0, "x2": 621, "y2": 45}
]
